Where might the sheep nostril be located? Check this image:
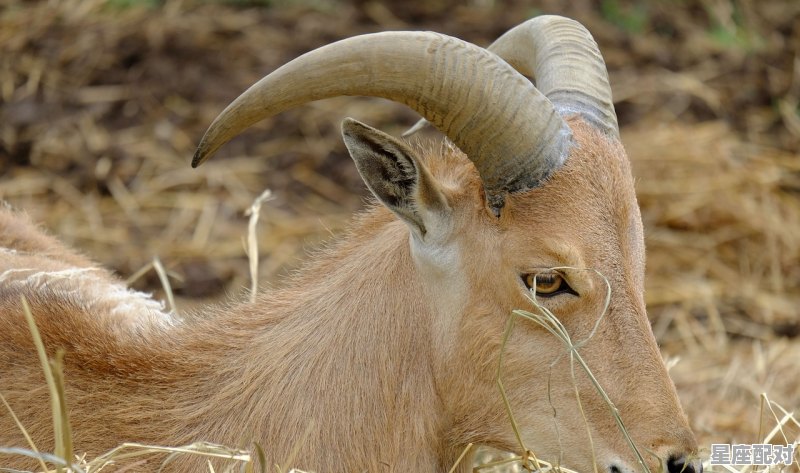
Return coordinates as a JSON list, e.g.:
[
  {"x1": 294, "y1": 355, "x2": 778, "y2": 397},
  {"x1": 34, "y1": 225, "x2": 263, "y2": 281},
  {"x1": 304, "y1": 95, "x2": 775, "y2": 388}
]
[{"x1": 667, "y1": 455, "x2": 702, "y2": 473}]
